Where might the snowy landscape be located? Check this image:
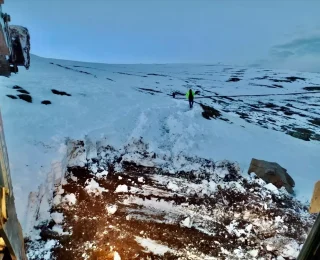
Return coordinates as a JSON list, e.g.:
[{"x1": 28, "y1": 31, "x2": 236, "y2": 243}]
[{"x1": 0, "y1": 55, "x2": 319, "y2": 259}]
